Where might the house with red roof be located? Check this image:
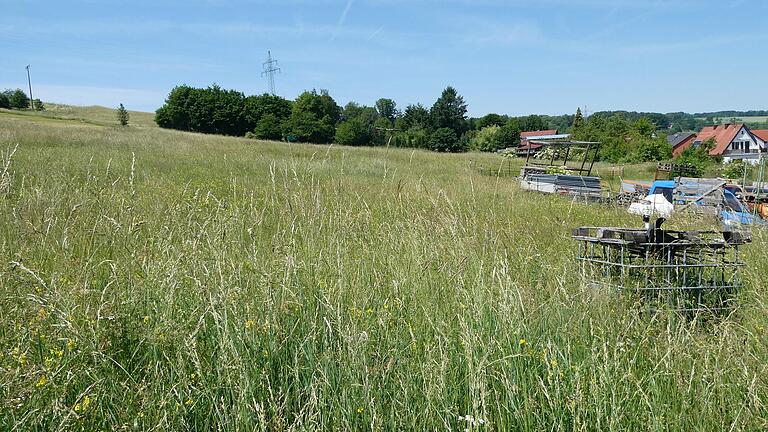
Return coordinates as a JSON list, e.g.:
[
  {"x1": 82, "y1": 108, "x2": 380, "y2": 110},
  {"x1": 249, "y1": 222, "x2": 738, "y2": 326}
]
[
  {"x1": 669, "y1": 132, "x2": 696, "y2": 157},
  {"x1": 517, "y1": 129, "x2": 560, "y2": 155},
  {"x1": 673, "y1": 123, "x2": 767, "y2": 164}
]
